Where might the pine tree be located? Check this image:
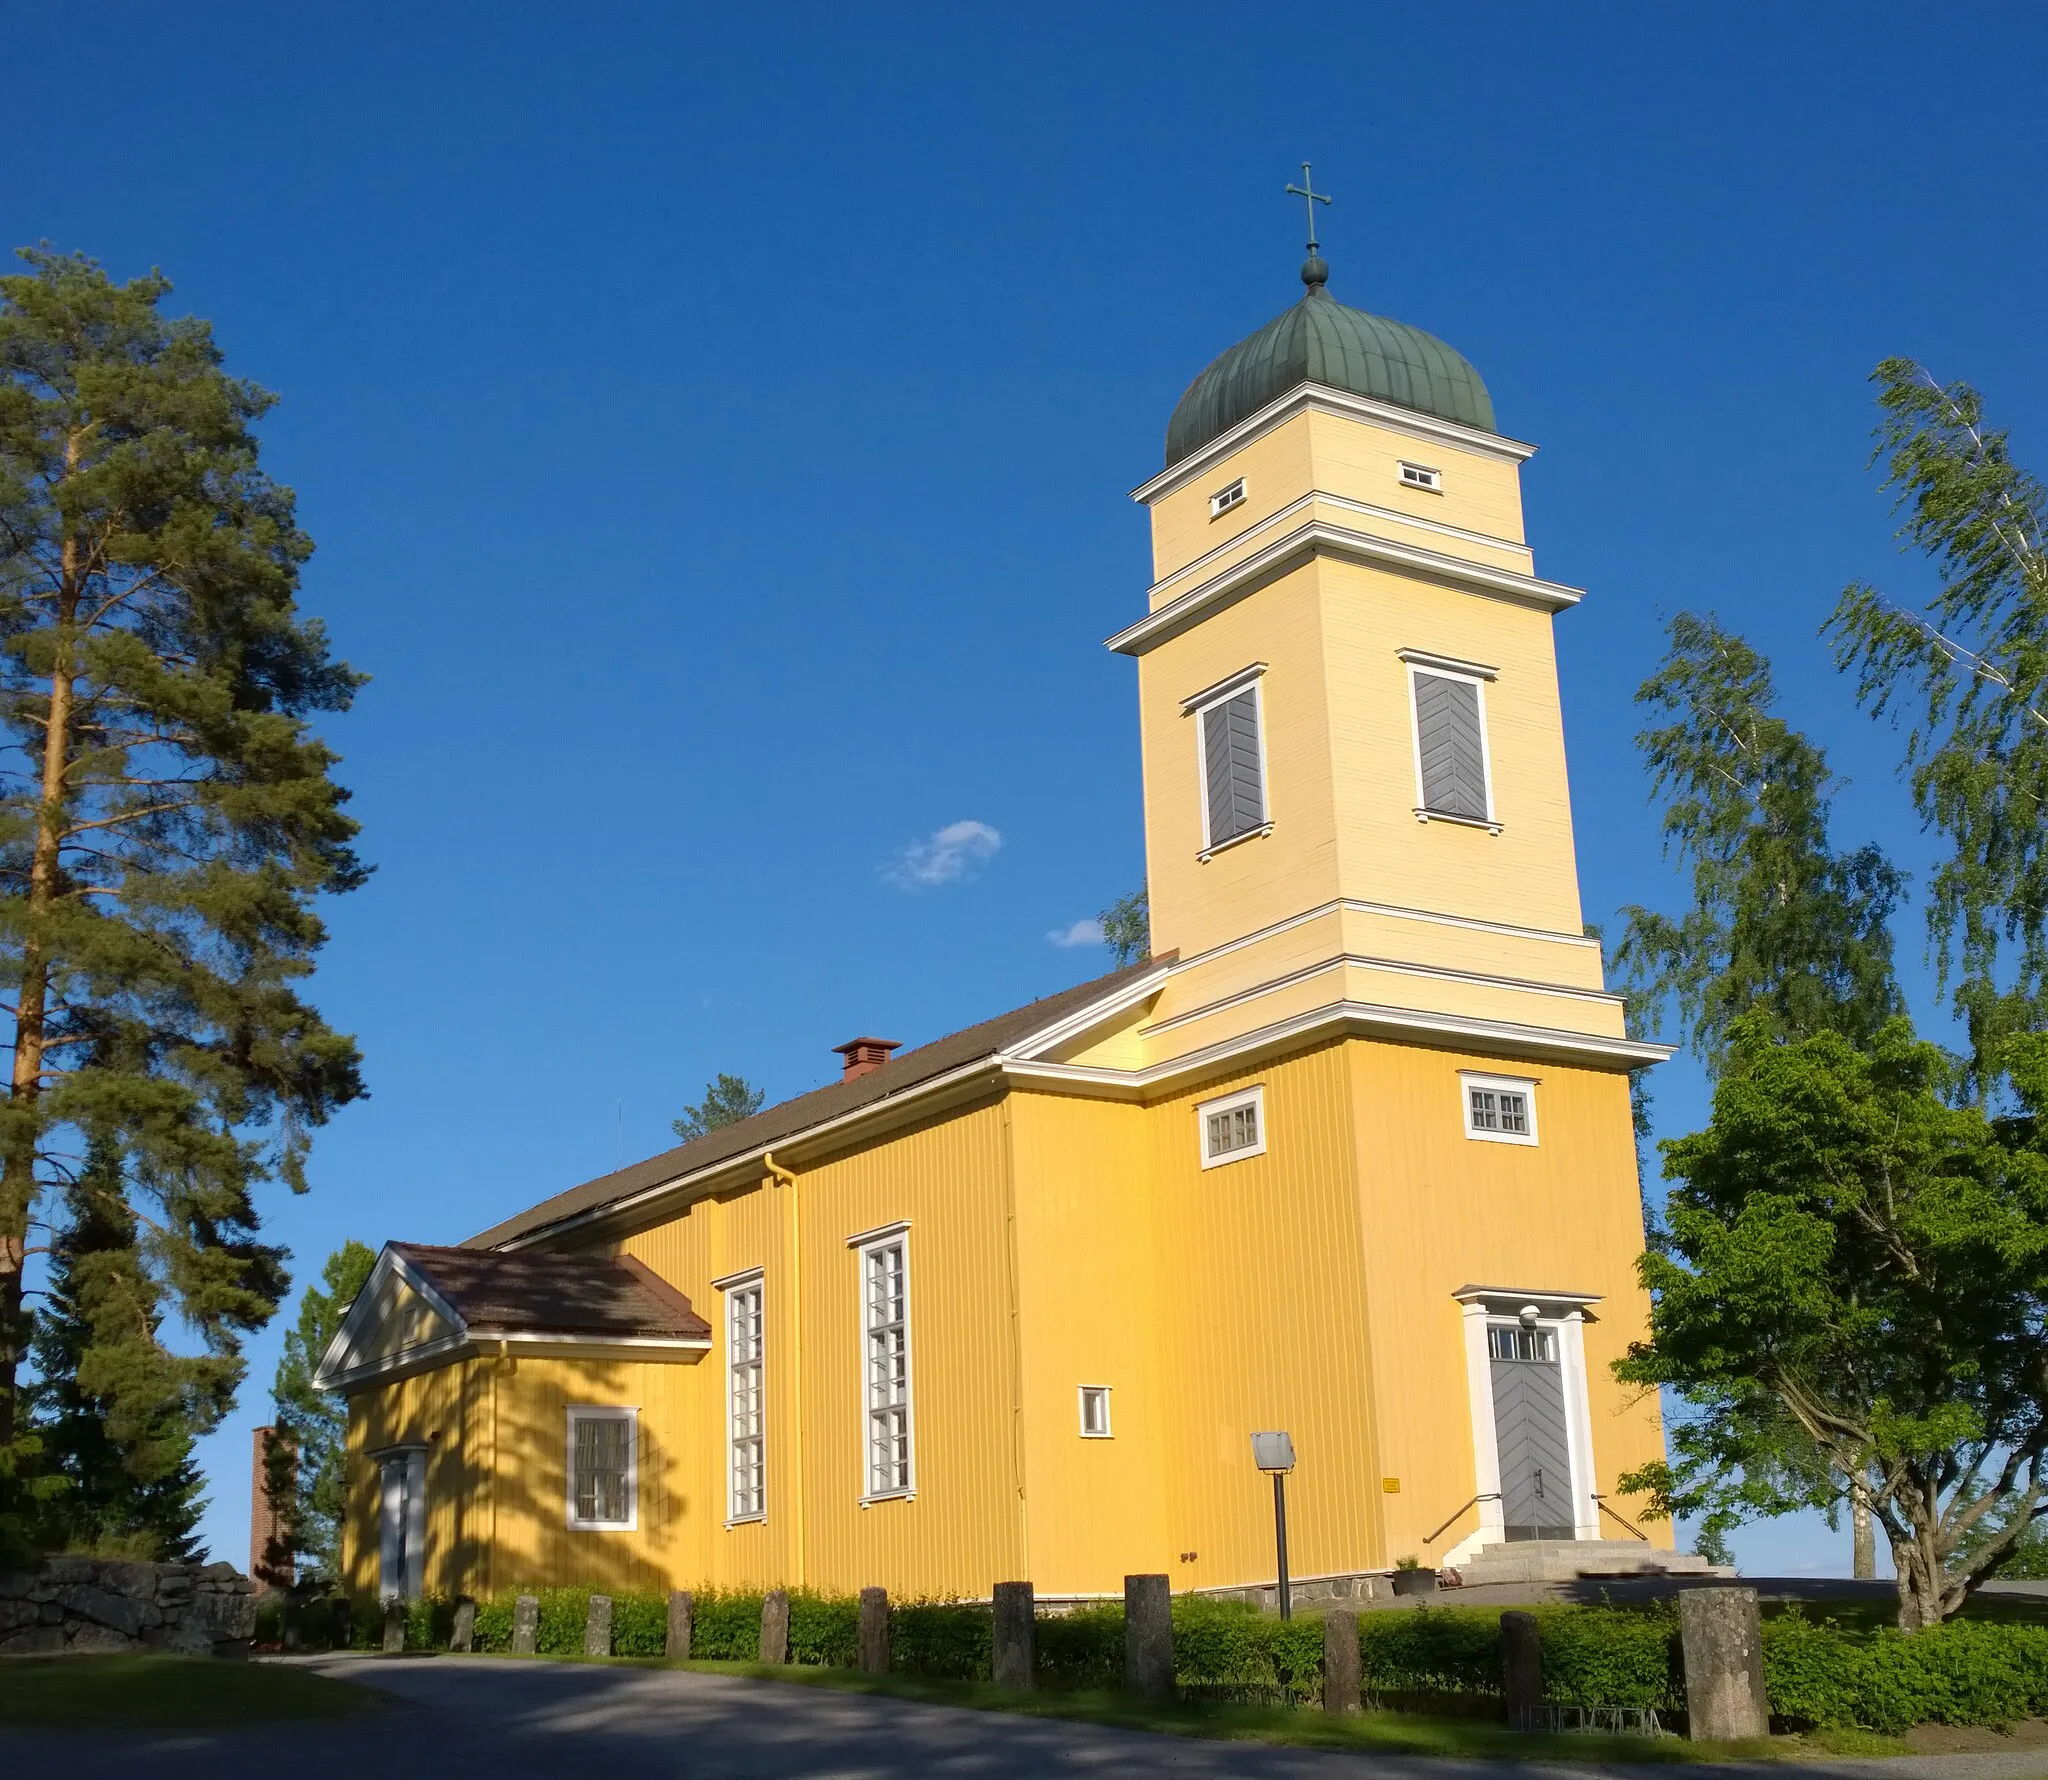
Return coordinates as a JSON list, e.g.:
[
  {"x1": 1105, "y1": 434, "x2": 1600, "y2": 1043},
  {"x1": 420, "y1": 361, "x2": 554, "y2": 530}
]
[
  {"x1": 0, "y1": 249, "x2": 367, "y2": 1543},
  {"x1": 27, "y1": 1149, "x2": 204, "y2": 1558},
  {"x1": 267, "y1": 1237, "x2": 373, "y2": 1585},
  {"x1": 673, "y1": 1074, "x2": 764, "y2": 1142}
]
